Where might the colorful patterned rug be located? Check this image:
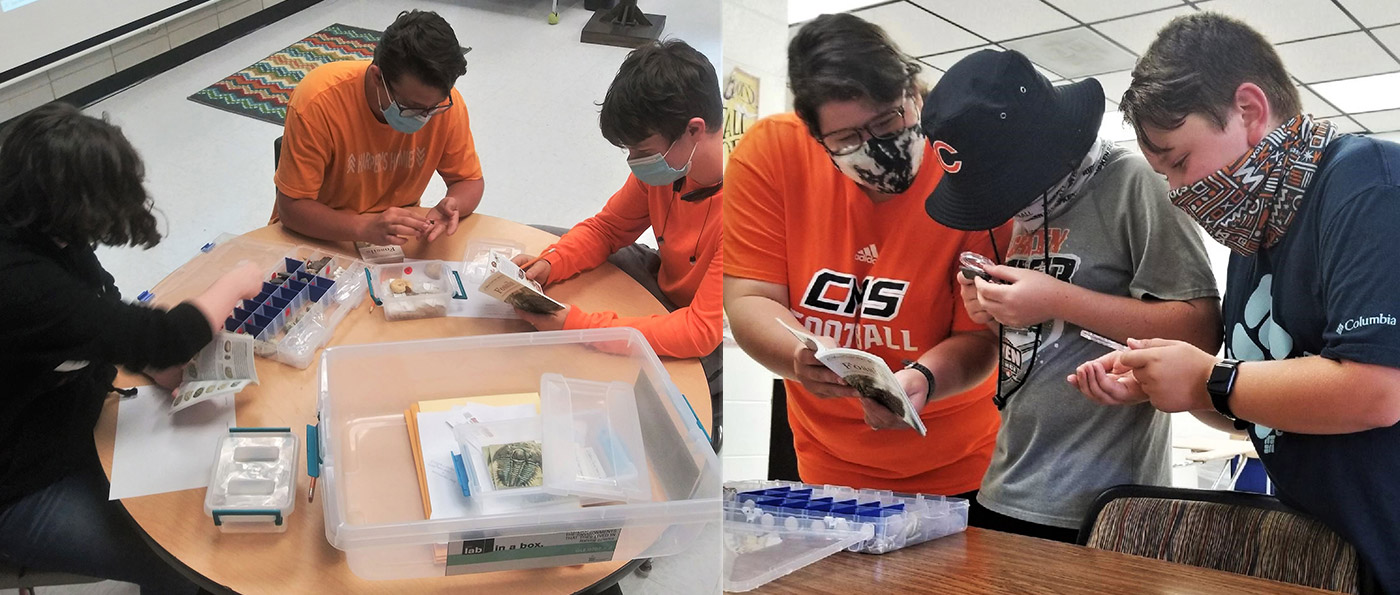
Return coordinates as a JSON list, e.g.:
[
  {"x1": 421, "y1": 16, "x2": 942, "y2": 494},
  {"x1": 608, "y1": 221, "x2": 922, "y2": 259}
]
[{"x1": 188, "y1": 23, "x2": 381, "y2": 125}]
